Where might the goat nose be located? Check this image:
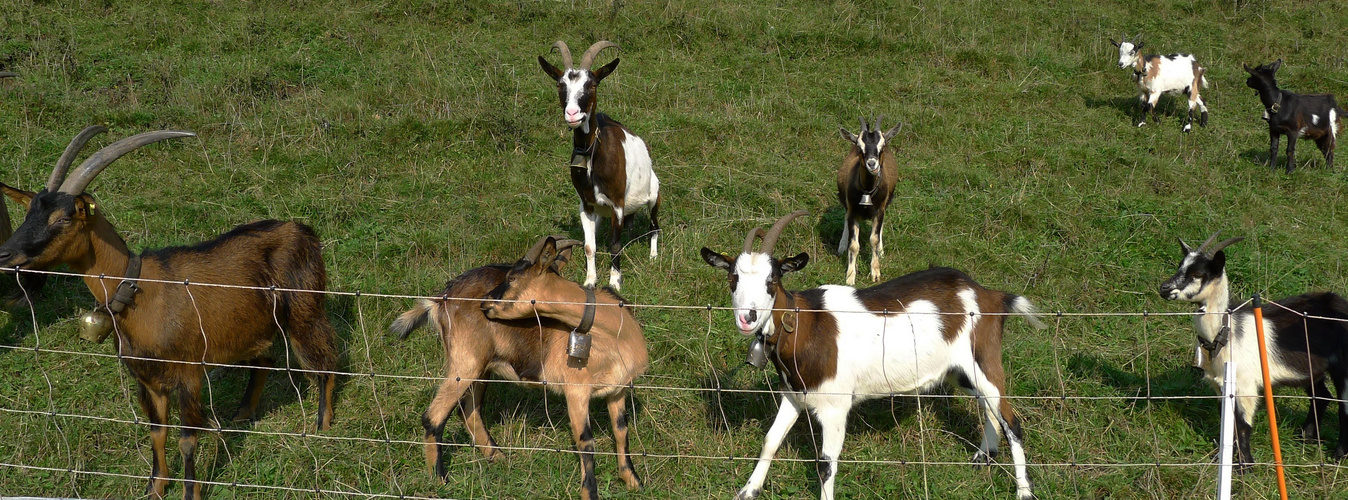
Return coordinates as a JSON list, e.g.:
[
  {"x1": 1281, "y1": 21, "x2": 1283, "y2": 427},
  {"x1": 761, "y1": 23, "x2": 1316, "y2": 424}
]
[
  {"x1": 745, "y1": 310, "x2": 757, "y2": 323},
  {"x1": 0, "y1": 250, "x2": 12, "y2": 263}
]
